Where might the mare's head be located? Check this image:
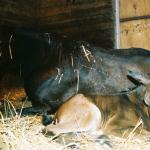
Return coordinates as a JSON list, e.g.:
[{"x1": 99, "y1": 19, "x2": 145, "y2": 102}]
[{"x1": 127, "y1": 70, "x2": 150, "y2": 106}]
